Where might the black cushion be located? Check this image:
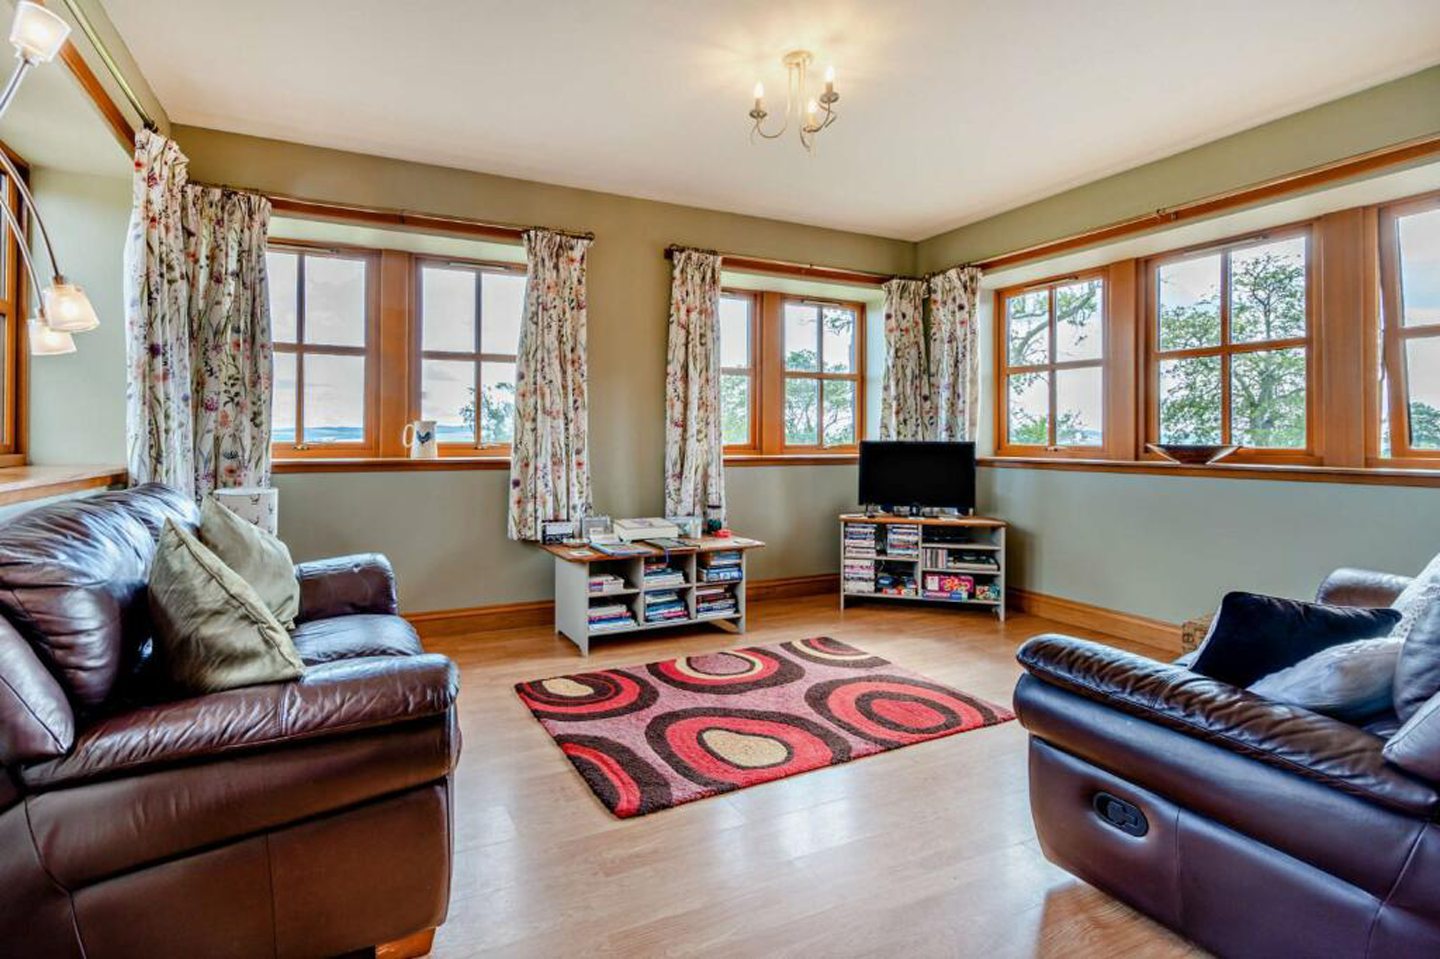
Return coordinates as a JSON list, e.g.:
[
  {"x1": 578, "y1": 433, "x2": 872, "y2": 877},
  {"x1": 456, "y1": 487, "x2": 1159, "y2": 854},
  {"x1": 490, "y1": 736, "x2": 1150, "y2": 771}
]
[{"x1": 1190, "y1": 591, "x2": 1402, "y2": 689}]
